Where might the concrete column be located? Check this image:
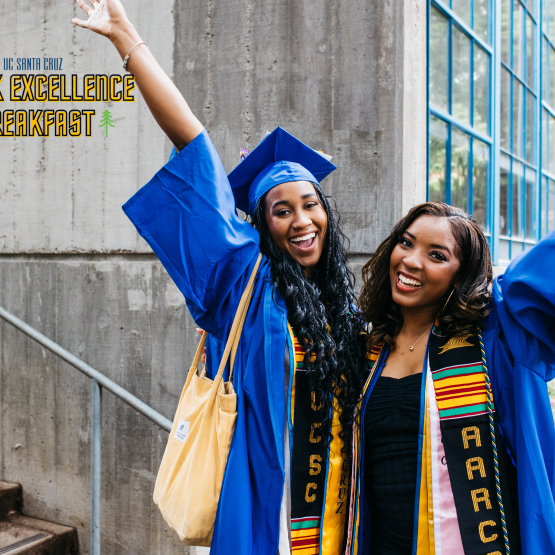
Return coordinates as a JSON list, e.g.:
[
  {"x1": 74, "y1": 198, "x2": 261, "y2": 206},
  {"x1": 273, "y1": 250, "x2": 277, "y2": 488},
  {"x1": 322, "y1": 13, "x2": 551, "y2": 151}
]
[{"x1": 400, "y1": 0, "x2": 428, "y2": 218}]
